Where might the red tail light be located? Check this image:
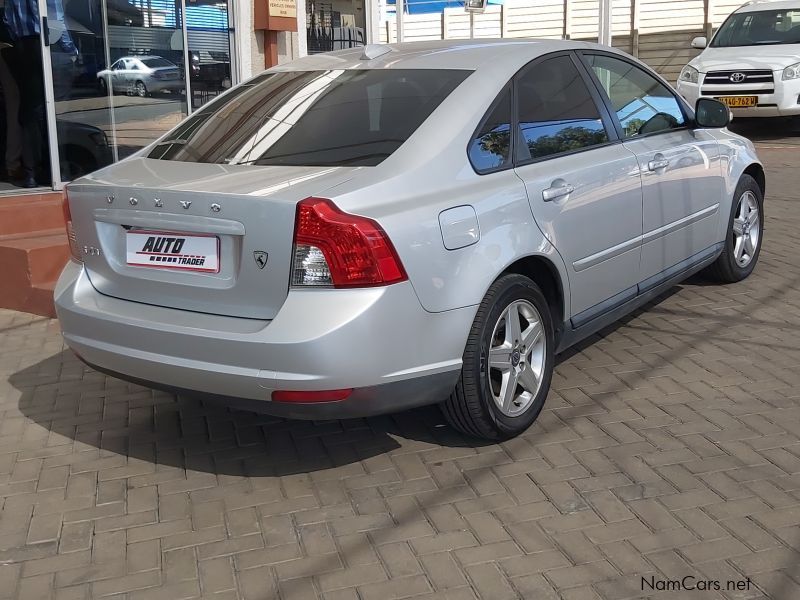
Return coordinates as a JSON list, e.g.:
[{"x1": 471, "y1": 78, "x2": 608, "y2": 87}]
[
  {"x1": 292, "y1": 197, "x2": 407, "y2": 288},
  {"x1": 62, "y1": 191, "x2": 81, "y2": 262}
]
